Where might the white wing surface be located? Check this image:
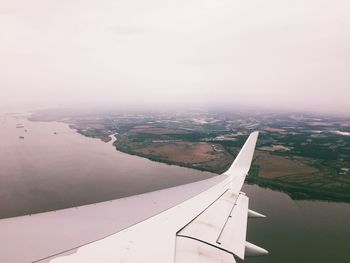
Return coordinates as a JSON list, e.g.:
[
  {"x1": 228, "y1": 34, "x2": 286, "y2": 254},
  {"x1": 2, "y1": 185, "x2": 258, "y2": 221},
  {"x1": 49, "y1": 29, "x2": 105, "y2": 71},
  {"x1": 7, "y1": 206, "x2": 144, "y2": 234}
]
[{"x1": 0, "y1": 132, "x2": 267, "y2": 263}]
